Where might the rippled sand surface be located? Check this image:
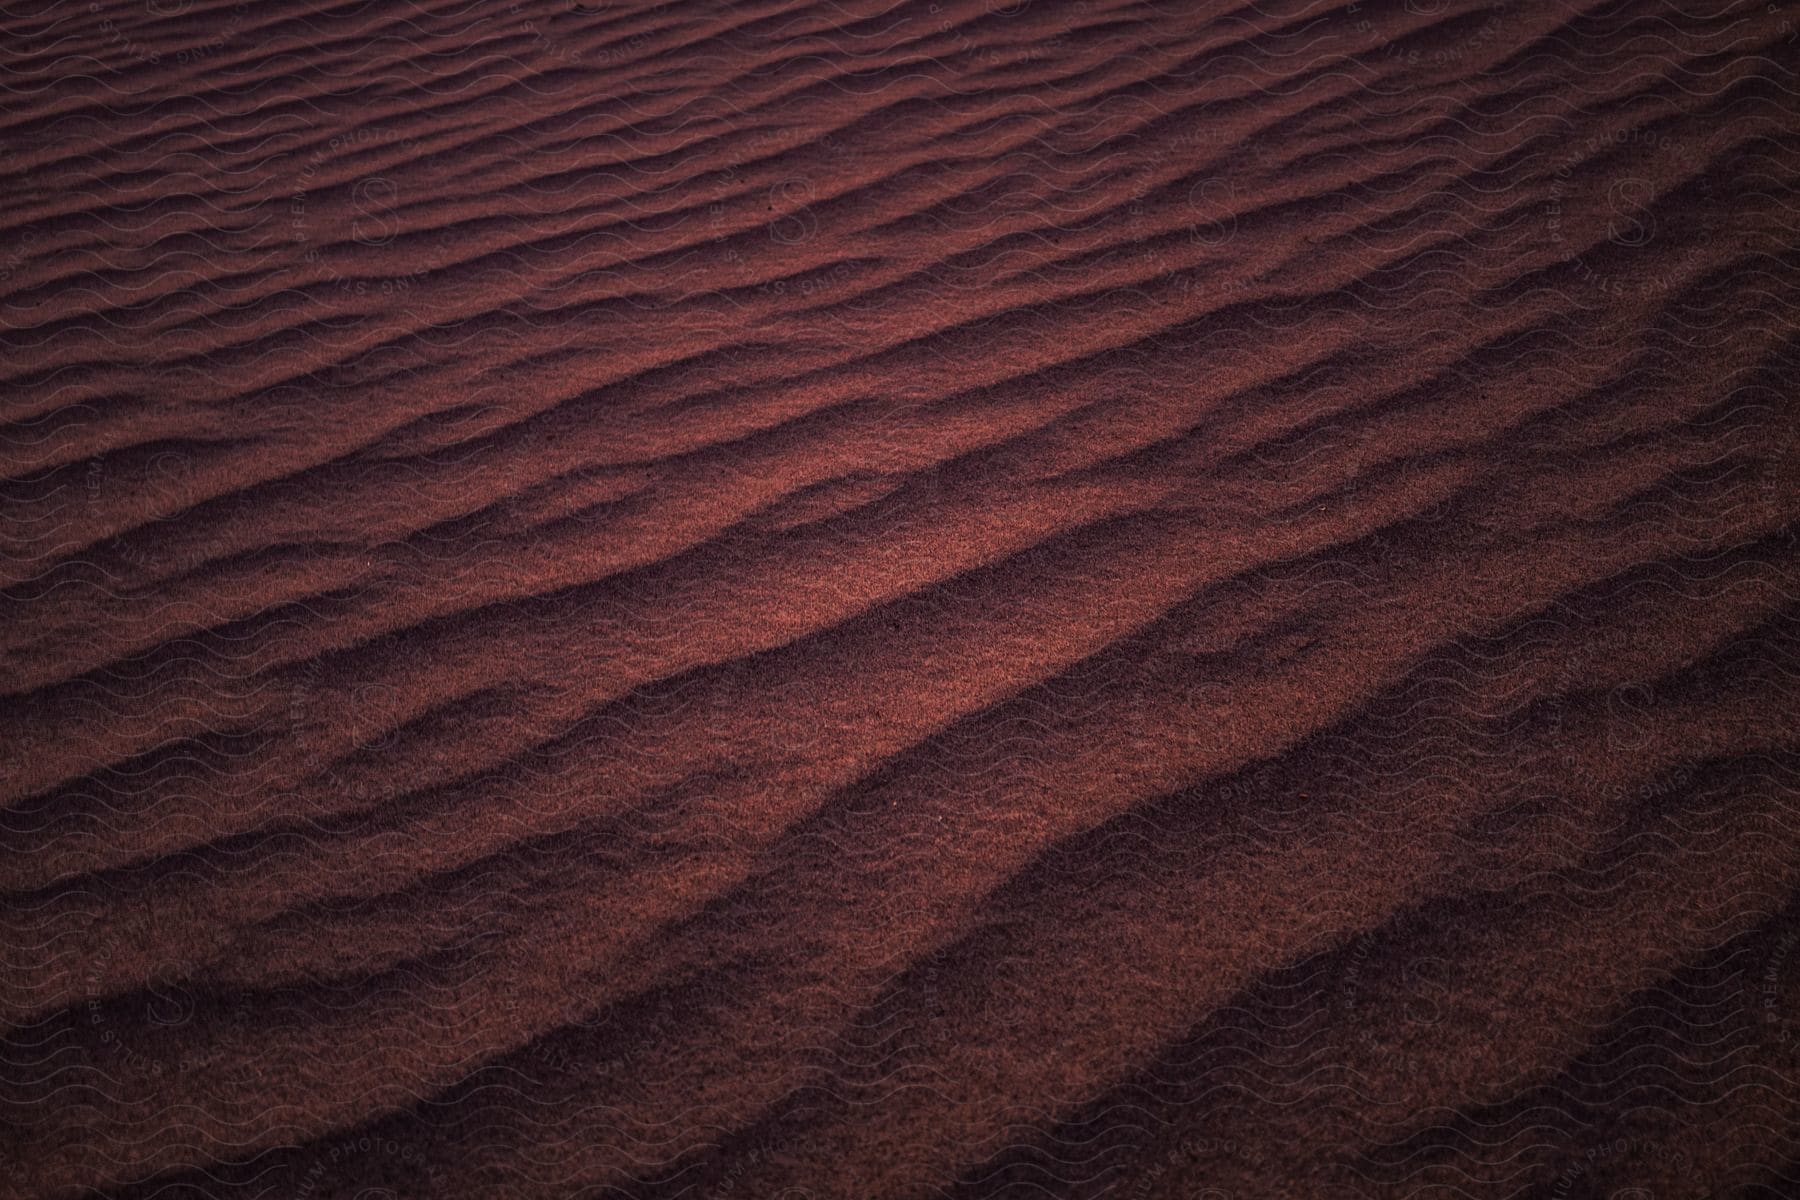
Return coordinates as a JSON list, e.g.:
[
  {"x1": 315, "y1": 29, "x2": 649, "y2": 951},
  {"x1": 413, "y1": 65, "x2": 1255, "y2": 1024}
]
[{"x1": 2, "y1": 0, "x2": 1799, "y2": 1196}]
